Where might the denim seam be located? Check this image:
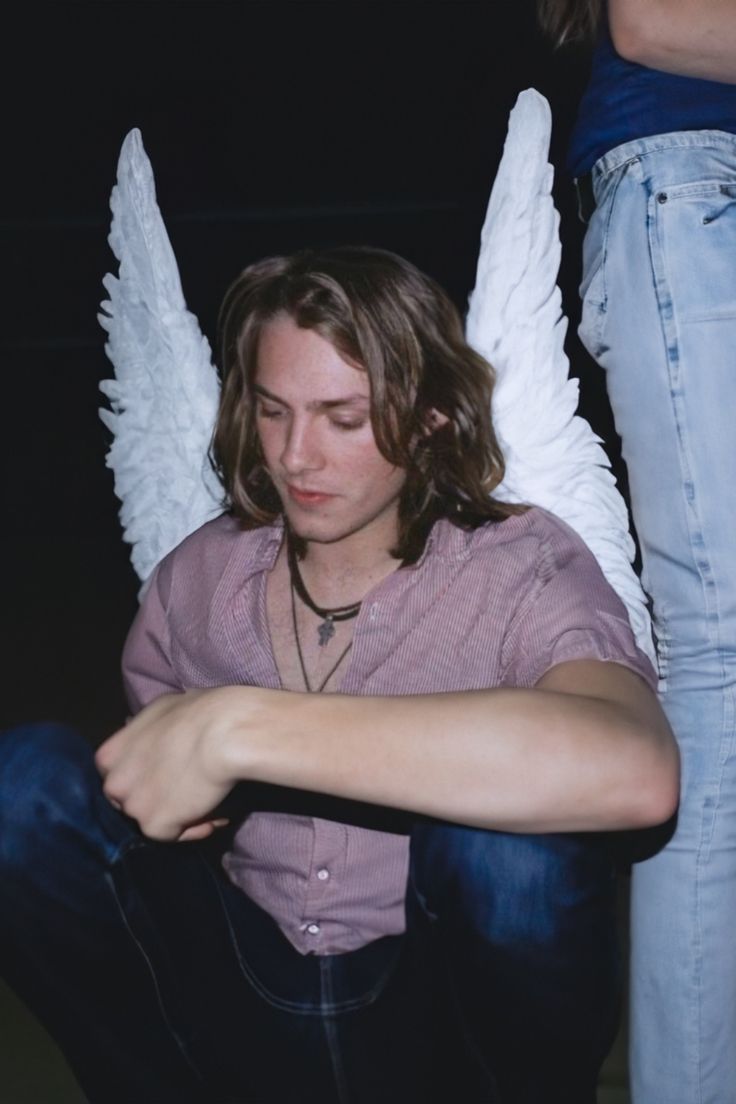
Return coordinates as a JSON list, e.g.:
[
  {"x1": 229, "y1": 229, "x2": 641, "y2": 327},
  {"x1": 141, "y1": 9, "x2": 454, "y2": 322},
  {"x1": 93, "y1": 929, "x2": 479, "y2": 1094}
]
[
  {"x1": 584, "y1": 161, "x2": 635, "y2": 358},
  {"x1": 105, "y1": 866, "x2": 208, "y2": 1086},
  {"x1": 646, "y1": 190, "x2": 720, "y2": 640},
  {"x1": 691, "y1": 686, "x2": 736, "y2": 1104},
  {"x1": 646, "y1": 181, "x2": 731, "y2": 1104},
  {"x1": 433, "y1": 935, "x2": 497, "y2": 1097},
  {"x1": 692, "y1": 807, "x2": 707, "y2": 1104},
  {"x1": 598, "y1": 159, "x2": 640, "y2": 317},
  {"x1": 407, "y1": 863, "x2": 438, "y2": 922},
  {"x1": 320, "y1": 958, "x2": 351, "y2": 1104},
  {"x1": 594, "y1": 151, "x2": 642, "y2": 190},
  {"x1": 593, "y1": 130, "x2": 736, "y2": 178},
  {"x1": 208, "y1": 864, "x2": 396, "y2": 1015}
]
